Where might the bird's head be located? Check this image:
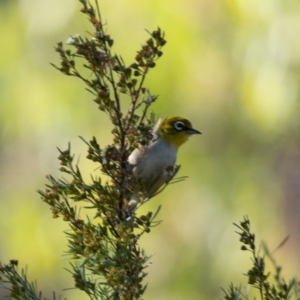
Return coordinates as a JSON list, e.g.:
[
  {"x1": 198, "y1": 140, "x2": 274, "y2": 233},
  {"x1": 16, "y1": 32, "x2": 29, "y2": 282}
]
[{"x1": 156, "y1": 116, "x2": 201, "y2": 147}]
